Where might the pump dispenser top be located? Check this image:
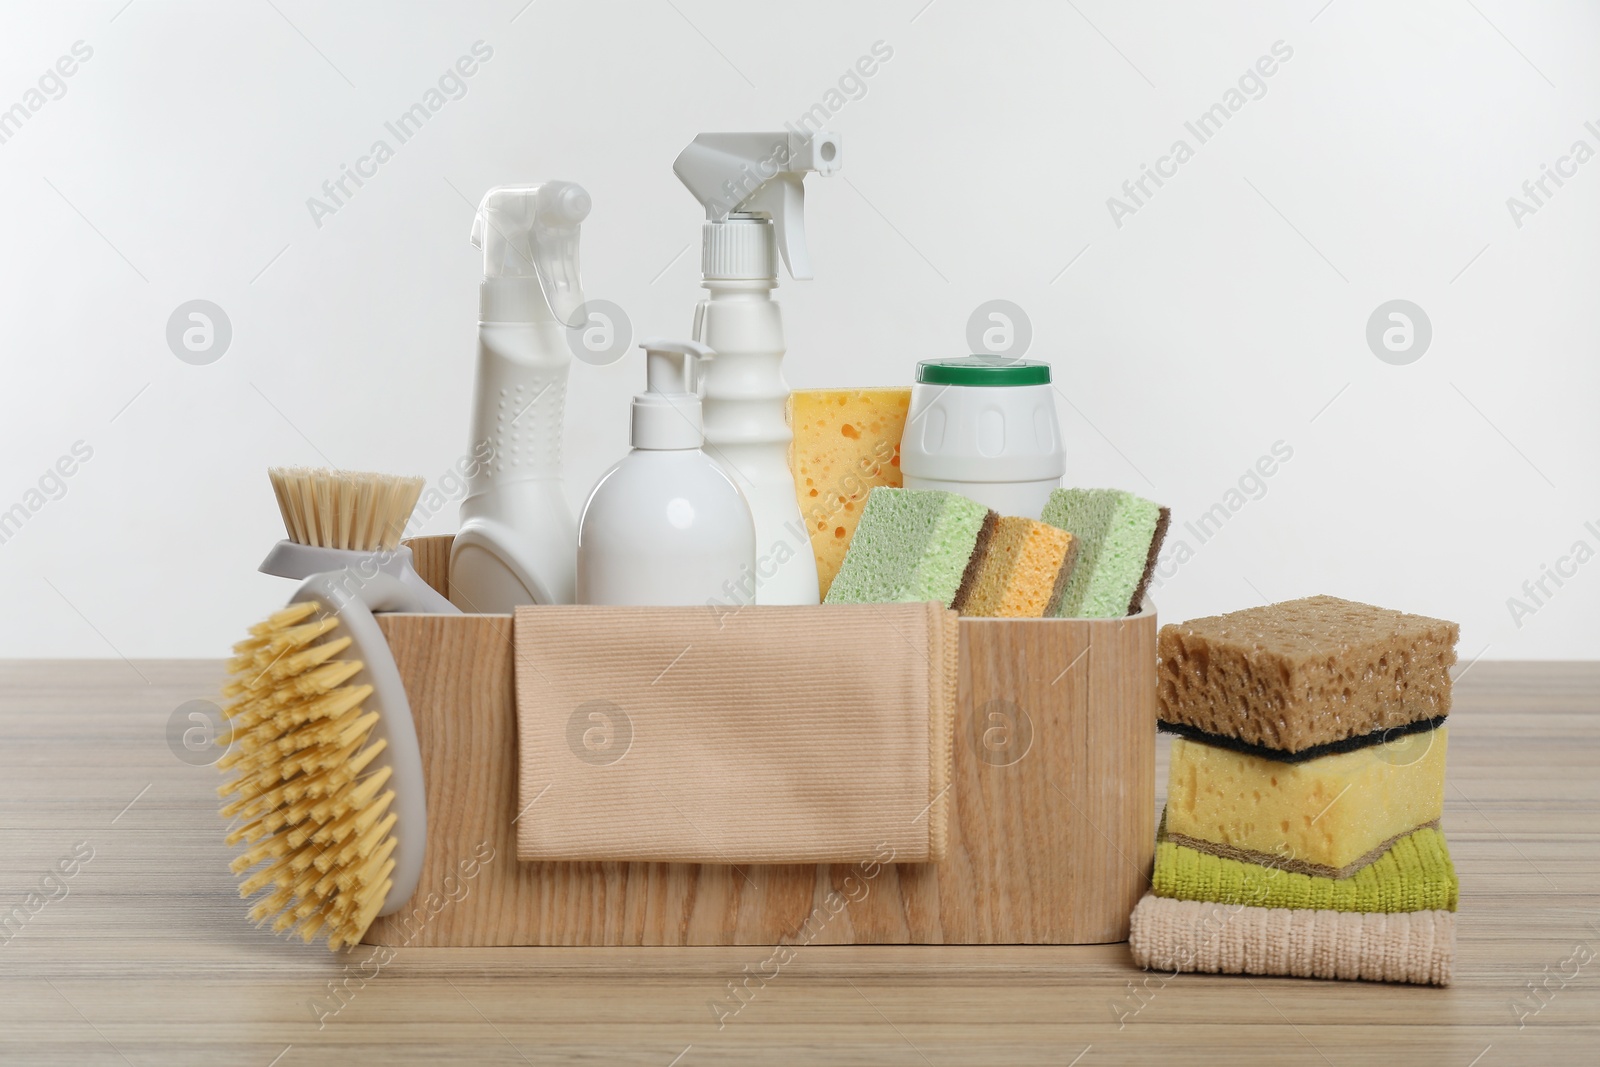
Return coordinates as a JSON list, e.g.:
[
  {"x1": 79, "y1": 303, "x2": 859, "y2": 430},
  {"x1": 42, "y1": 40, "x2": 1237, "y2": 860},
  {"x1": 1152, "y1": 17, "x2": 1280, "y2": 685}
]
[
  {"x1": 450, "y1": 181, "x2": 589, "y2": 612},
  {"x1": 632, "y1": 339, "x2": 711, "y2": 450},
  {"x1": 674, "y1": 131, "x2": 841, "y2": 605}
]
